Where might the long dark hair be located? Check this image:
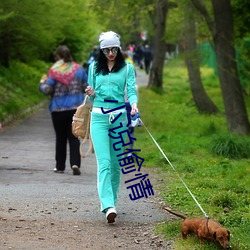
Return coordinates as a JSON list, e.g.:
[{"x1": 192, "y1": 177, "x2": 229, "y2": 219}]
[{"x1": 95, "y1": 48, "x2": 126, "y2": 75}]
